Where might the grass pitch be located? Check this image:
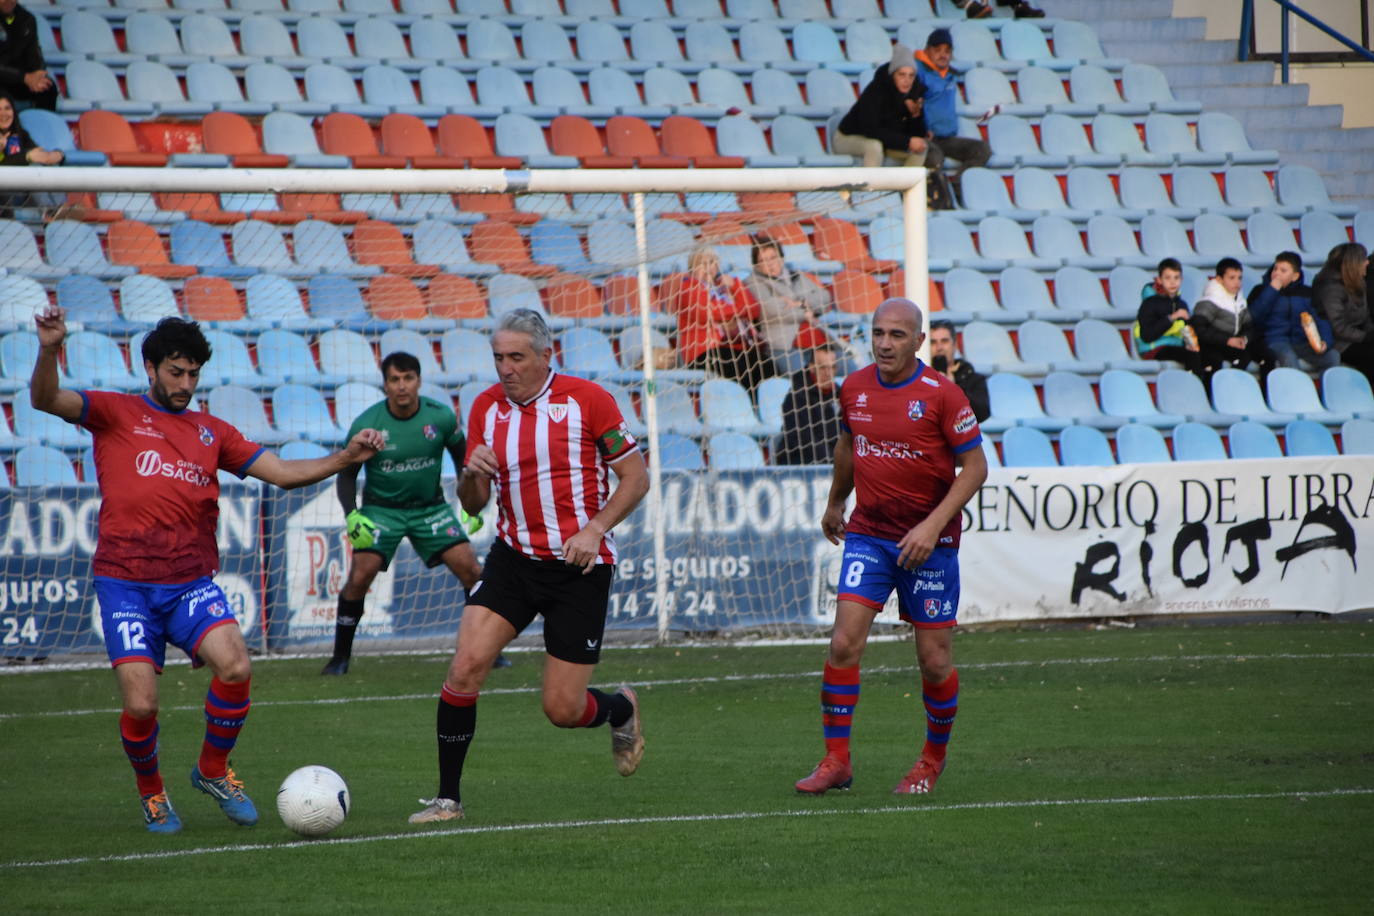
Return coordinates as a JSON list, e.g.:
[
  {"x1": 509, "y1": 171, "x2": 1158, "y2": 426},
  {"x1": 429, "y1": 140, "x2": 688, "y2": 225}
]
[{"x1": 3, "y1": 620, "x2": 1372, "y2": 914}]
